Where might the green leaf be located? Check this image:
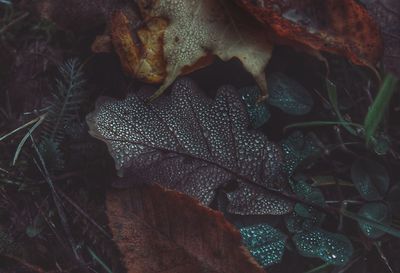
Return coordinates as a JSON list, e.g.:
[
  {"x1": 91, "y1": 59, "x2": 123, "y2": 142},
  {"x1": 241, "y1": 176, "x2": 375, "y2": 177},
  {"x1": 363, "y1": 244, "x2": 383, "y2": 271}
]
[
  {"x1": 238, "y1": 86, "x2": 270, "y2": 128},
  {"x1": 351, "y1": 158, "x2": 389, "y2": 201},
  {"x1": 358, "y1": 202, "x2": 392, "y2": 239},
  {"x1": 240, "y1": 224, "x2": 287, "y2": 267},
  {"x1": 267, "y1": 73, "x2": 314, "y2": 115},
  {"x1": 364, "y1": 74, "x2": 398, "y2": 145},
  {"x1": 281, "y1": 132, "x2": 319, "y2": 175},
  {"x1": 293, "y1": 228, "x2": 353, "y2": 265},
  {"x1": 285, "y1": 177, "x2": 326, "y2": 233},
  {"x1": 372, "y1": 134, "x2": 391, "y2": 155},
  {"x1": 26, "y1": 214, "x2": 45, "y2": 238}
]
